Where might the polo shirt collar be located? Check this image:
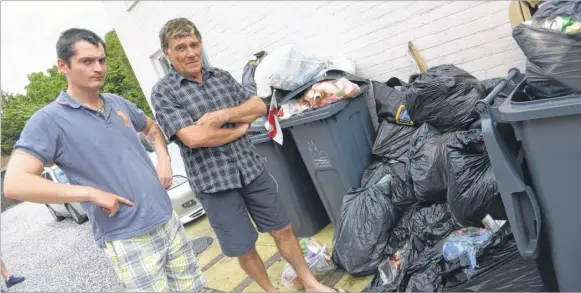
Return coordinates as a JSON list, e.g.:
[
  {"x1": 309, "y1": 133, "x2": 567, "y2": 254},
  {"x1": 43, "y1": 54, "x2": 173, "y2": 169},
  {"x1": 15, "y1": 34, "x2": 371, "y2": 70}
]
[
  {"x1": 56, "y1": 91, "x2": 110, "y2": 114},
  {"x1": 168, "y1": 64, "x2": 215, "y2": 86},
  {"x1": 56, "y1": 91, "x2": 82, "y2": 108}
]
